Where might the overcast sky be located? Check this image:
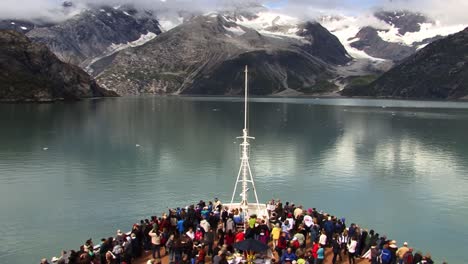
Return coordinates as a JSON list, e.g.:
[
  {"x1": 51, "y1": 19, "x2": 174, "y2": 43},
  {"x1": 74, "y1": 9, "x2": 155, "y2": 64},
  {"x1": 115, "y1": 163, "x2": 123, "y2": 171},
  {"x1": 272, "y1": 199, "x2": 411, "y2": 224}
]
[{"x1": 1, "y1": 0, "x2": 467, "y2": 25}]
